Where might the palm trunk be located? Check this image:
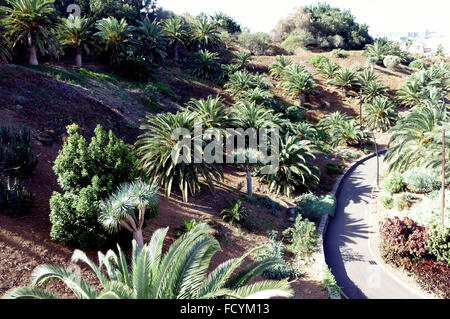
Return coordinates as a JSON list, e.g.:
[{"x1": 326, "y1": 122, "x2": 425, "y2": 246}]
[
  {"x1": 173, "y1": 44, "x2": 179, "y2": 61},
  {"x1": 298, "y1": 94, "x2": 305, "y2": 106},
  {"x1": 75, "y1": 48, "x2": 82, "y2": 68},
  {"x1": 246, "y1": 167, "x2": 253, "y2": 198},
  {"x1": 342, "y1": 87, "x2": 348, "y2": 97},
  {"x1": 28, "y1": 34, "x2": 38, "y2": 66},
  {"x1": 134, "y1": 229, "x2": 144, "y2": 249}
]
